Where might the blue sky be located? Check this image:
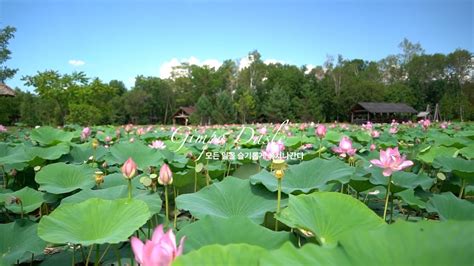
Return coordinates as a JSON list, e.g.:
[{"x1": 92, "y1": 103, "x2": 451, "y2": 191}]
[{"x1": 1, "y1": 0, "x2": 472, "y2": 90}]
